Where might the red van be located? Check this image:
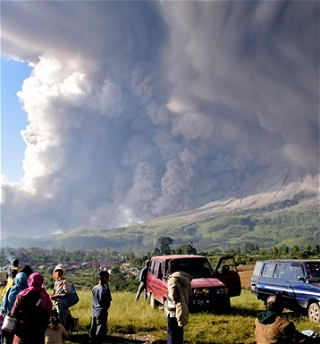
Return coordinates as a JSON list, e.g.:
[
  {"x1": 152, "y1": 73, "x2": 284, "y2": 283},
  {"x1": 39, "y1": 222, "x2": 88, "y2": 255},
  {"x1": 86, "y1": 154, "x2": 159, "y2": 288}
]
[{"x1": 146, "y1": 254, "x2": 241, "y2": 313}]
